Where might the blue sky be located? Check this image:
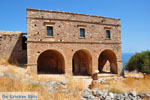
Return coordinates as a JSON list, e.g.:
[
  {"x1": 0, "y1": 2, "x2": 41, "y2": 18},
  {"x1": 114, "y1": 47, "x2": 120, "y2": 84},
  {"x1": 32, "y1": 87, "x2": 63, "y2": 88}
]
[{"x1": 0, "y1": 0, "x2": 150, "y2": 53}]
